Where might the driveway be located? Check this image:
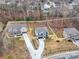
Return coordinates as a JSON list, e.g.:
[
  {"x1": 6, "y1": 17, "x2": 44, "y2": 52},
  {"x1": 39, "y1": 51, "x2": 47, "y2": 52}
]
[{"x1": 22, "y1": 32, "x2": 45, "y2": 59}]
